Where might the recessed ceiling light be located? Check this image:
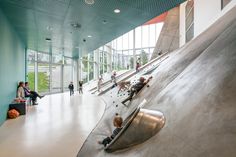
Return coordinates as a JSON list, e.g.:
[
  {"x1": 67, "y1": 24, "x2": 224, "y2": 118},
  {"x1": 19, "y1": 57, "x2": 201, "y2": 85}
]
[
  {"x1": 45, "y1": 38, "x2": 52, "y2": 42},
  {"x1": 114, "y1": 9, "x2": 120, "y2": 13},
  {"x1": 102, "y1": 20, "x2": 107, "y2": 24},
  {"x1": 85, "y1": 0, "x2": 94, "y2": 5},
  {"x1": 87, "y1": 35, "x2": 92, "y2": 38}
]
